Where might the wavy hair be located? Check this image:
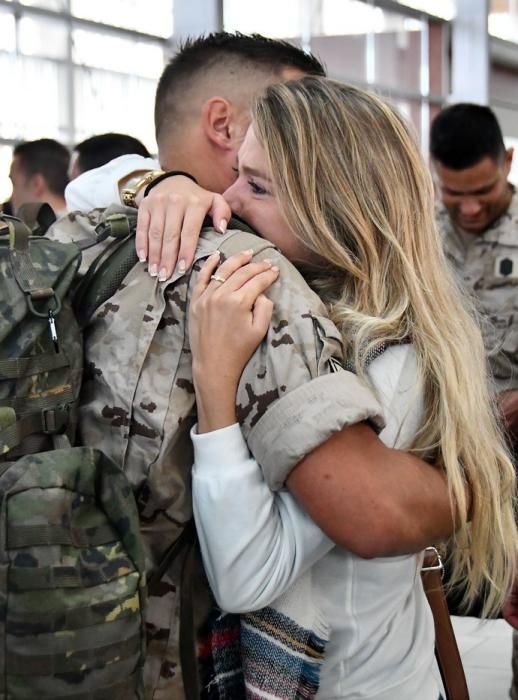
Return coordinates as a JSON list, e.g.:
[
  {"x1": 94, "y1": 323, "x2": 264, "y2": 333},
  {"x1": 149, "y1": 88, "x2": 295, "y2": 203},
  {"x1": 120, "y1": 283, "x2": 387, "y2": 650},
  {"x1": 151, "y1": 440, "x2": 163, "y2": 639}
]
[{"x1": 252, "y1": 76, "x2": 517, "y2": 616}]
